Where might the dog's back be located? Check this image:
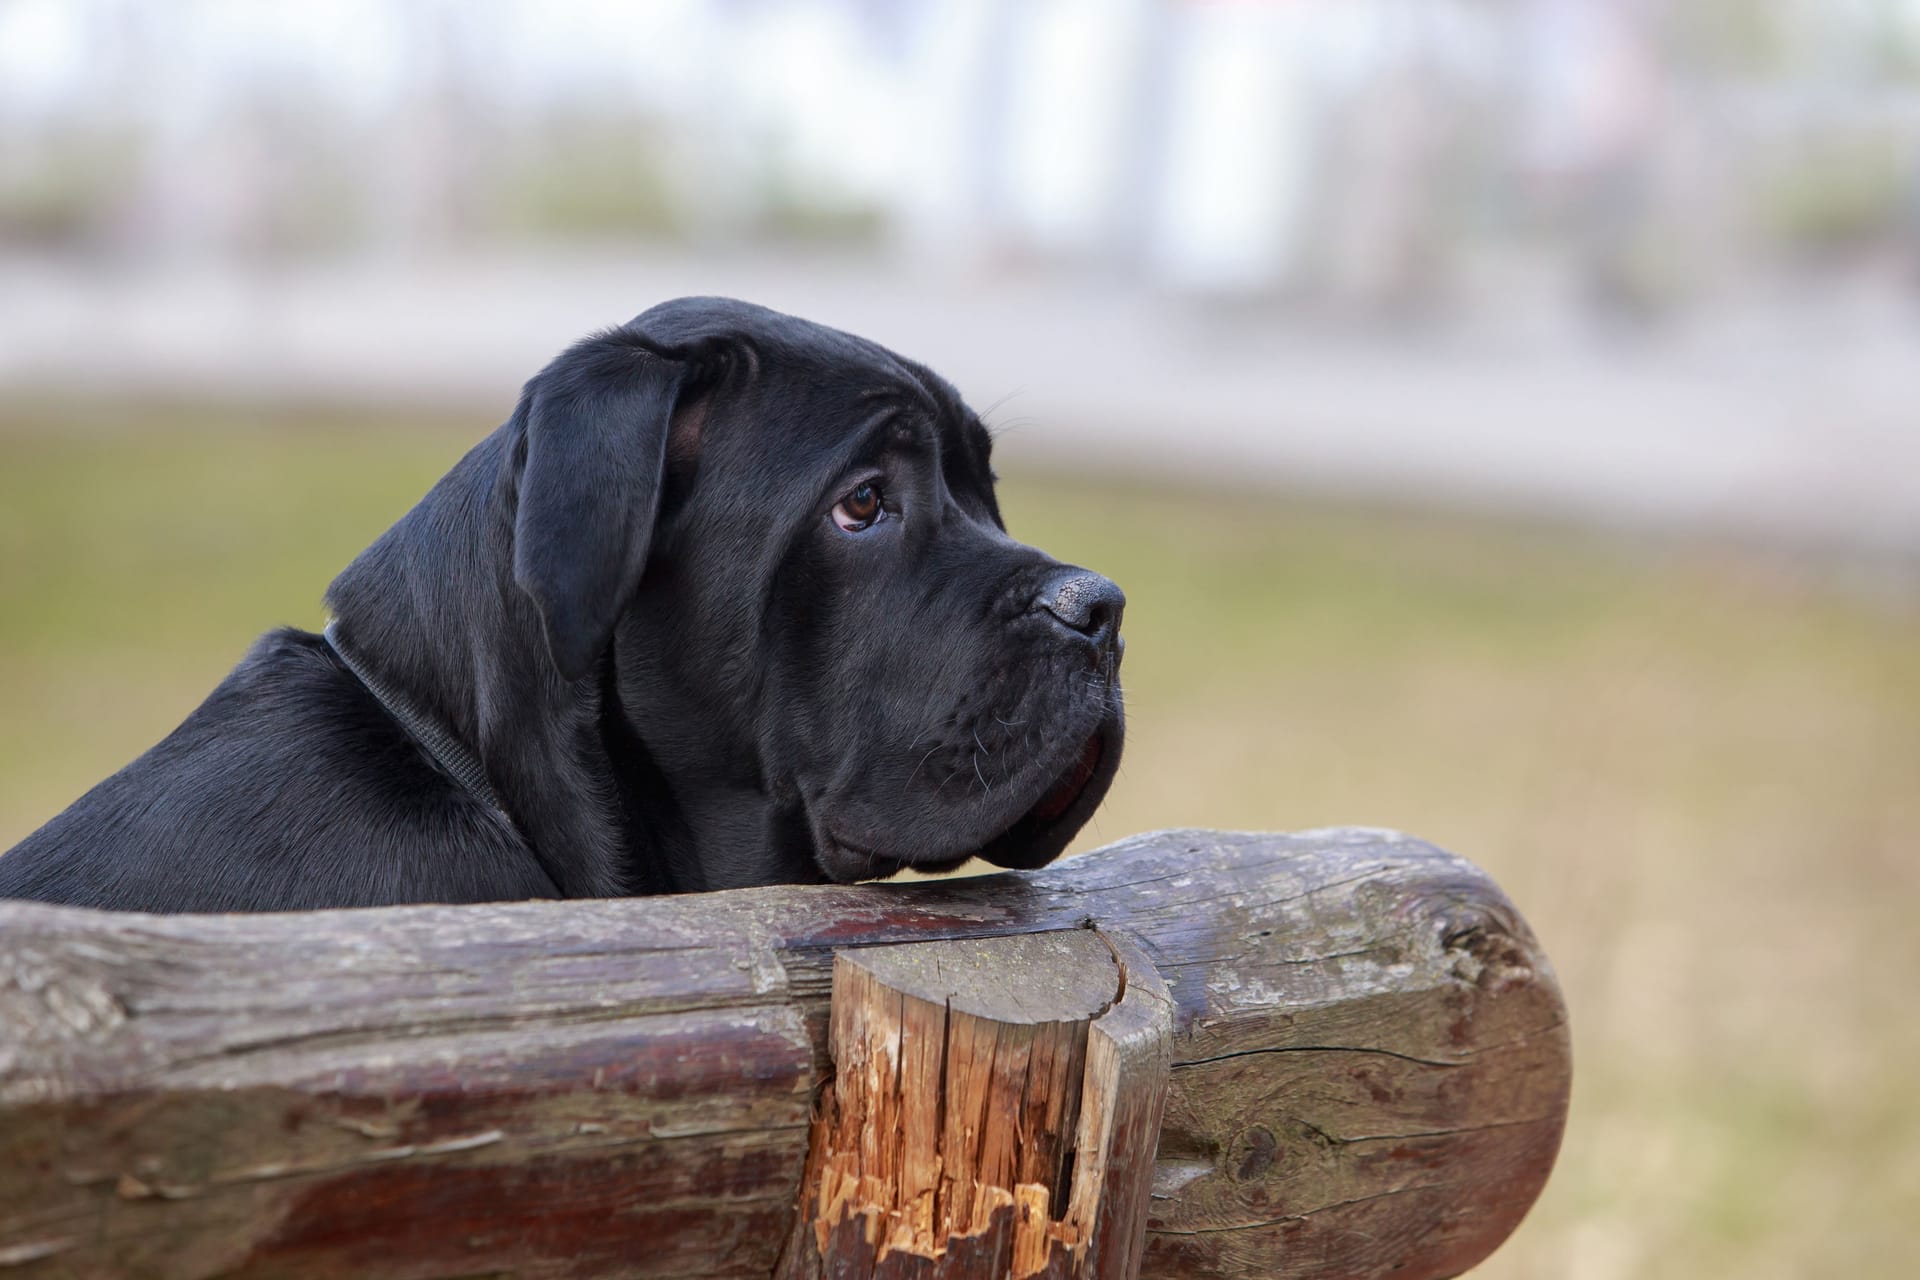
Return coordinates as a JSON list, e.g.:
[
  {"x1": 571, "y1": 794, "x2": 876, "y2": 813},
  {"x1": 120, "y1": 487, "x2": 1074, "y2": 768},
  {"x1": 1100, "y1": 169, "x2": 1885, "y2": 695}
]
[{"x1": 0, "y1": 630, "x2": 557, "y2": 912}]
